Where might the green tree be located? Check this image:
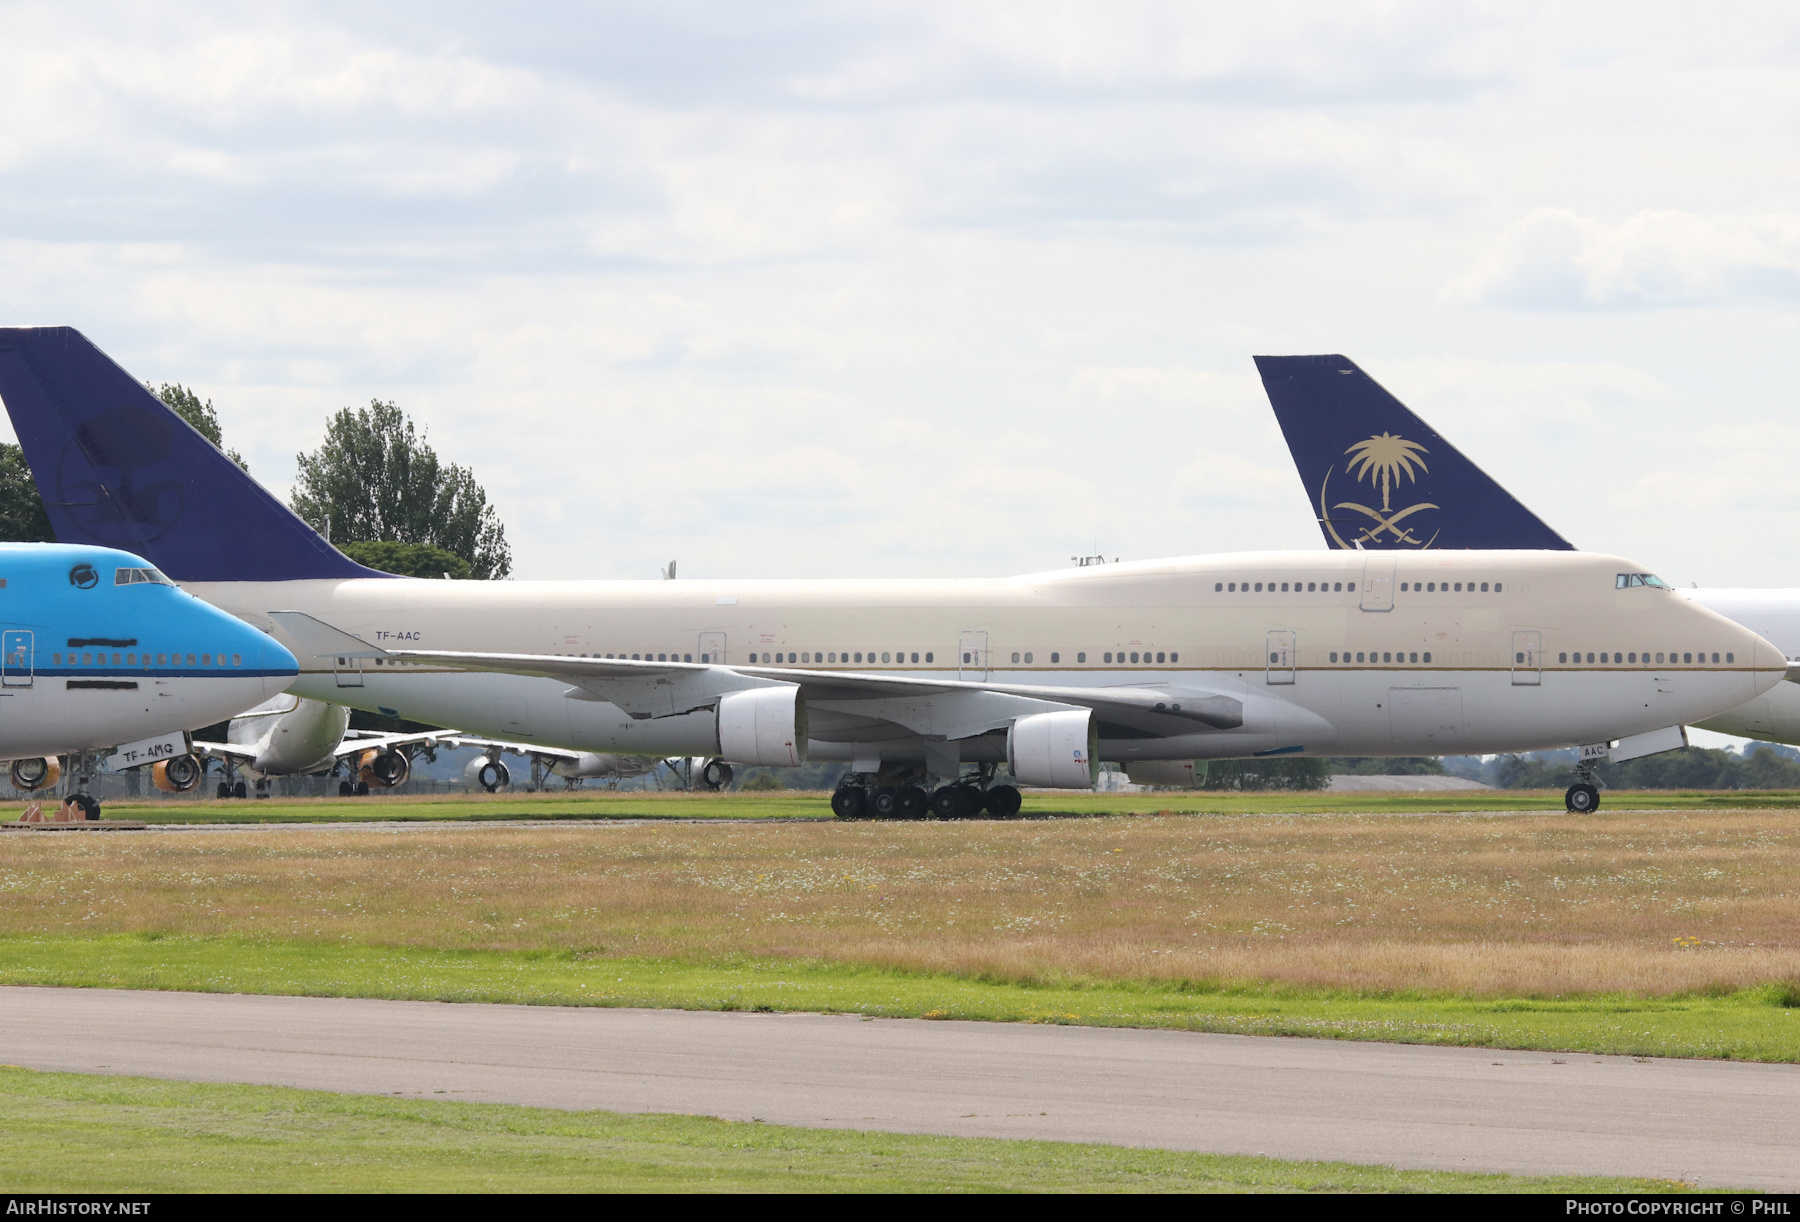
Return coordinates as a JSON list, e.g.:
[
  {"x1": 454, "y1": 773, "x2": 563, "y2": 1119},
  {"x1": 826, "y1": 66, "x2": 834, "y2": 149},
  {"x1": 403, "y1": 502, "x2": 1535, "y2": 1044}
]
[
  {"x1": 0, "y1": 443, "x2": 54, "y2": 542},
  {"x1": 290, "y1": 400, "x2": 511, "y2": 579},
  {"x1": 338, "y1": 541, "x2": 471, "y2": 580},
  {"x1": 150, "y1": 383, "x2": 248, "y2": 471}
]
